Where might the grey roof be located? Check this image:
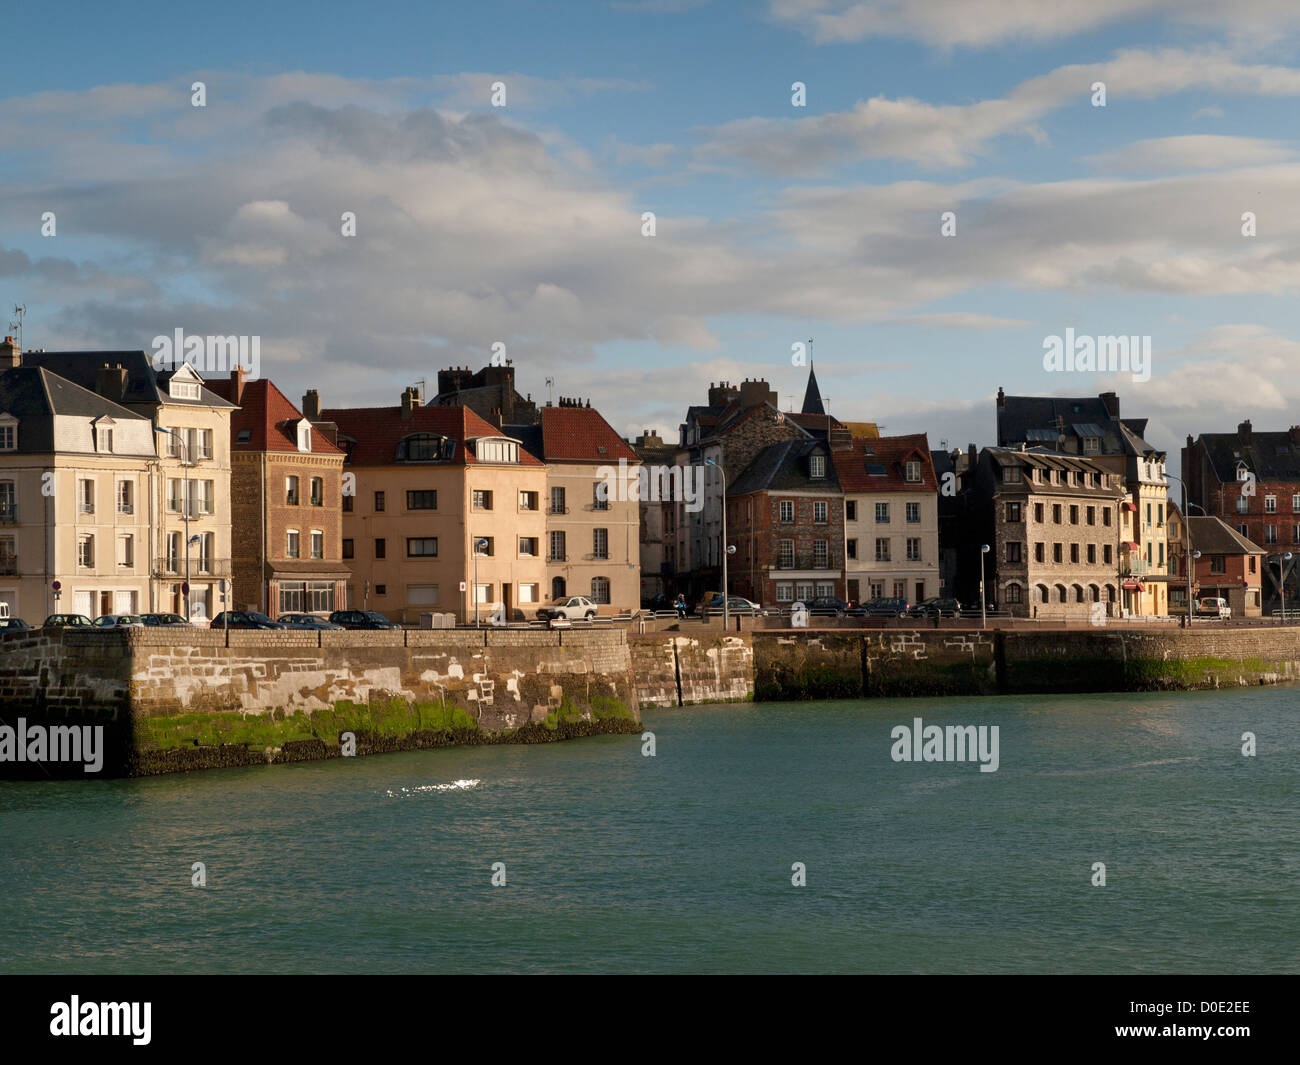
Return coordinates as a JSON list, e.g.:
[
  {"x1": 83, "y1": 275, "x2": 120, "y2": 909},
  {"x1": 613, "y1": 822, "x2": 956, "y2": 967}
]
[
  {"x1": 1187, "y1": 516, "x2": 1264, "y2": 555},
  {"x1": 21, "y1": 350, "x2": 235, "y2": 409},
  {"x1": 1071, "y1": 422, "x2": 1105, "y2": 437},
  {"x1": 502, "y1": 423, "x2": 544, "y2": 463},
  {"x1": 728, "y1": 438, "x2": 840, "y2": 495},
  {"x1": 0, "y1": 366, "x2": 150, "y2": 454},
  {"x1": 998, "y1": 393, "x2": 1162, "y2": 459},
  {"x1": 1191, "y1": 429, "x2": 1300, "y2": 483},
  {"x1": 801, "y1": 363, "x2": 825, "y2": 416}
]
